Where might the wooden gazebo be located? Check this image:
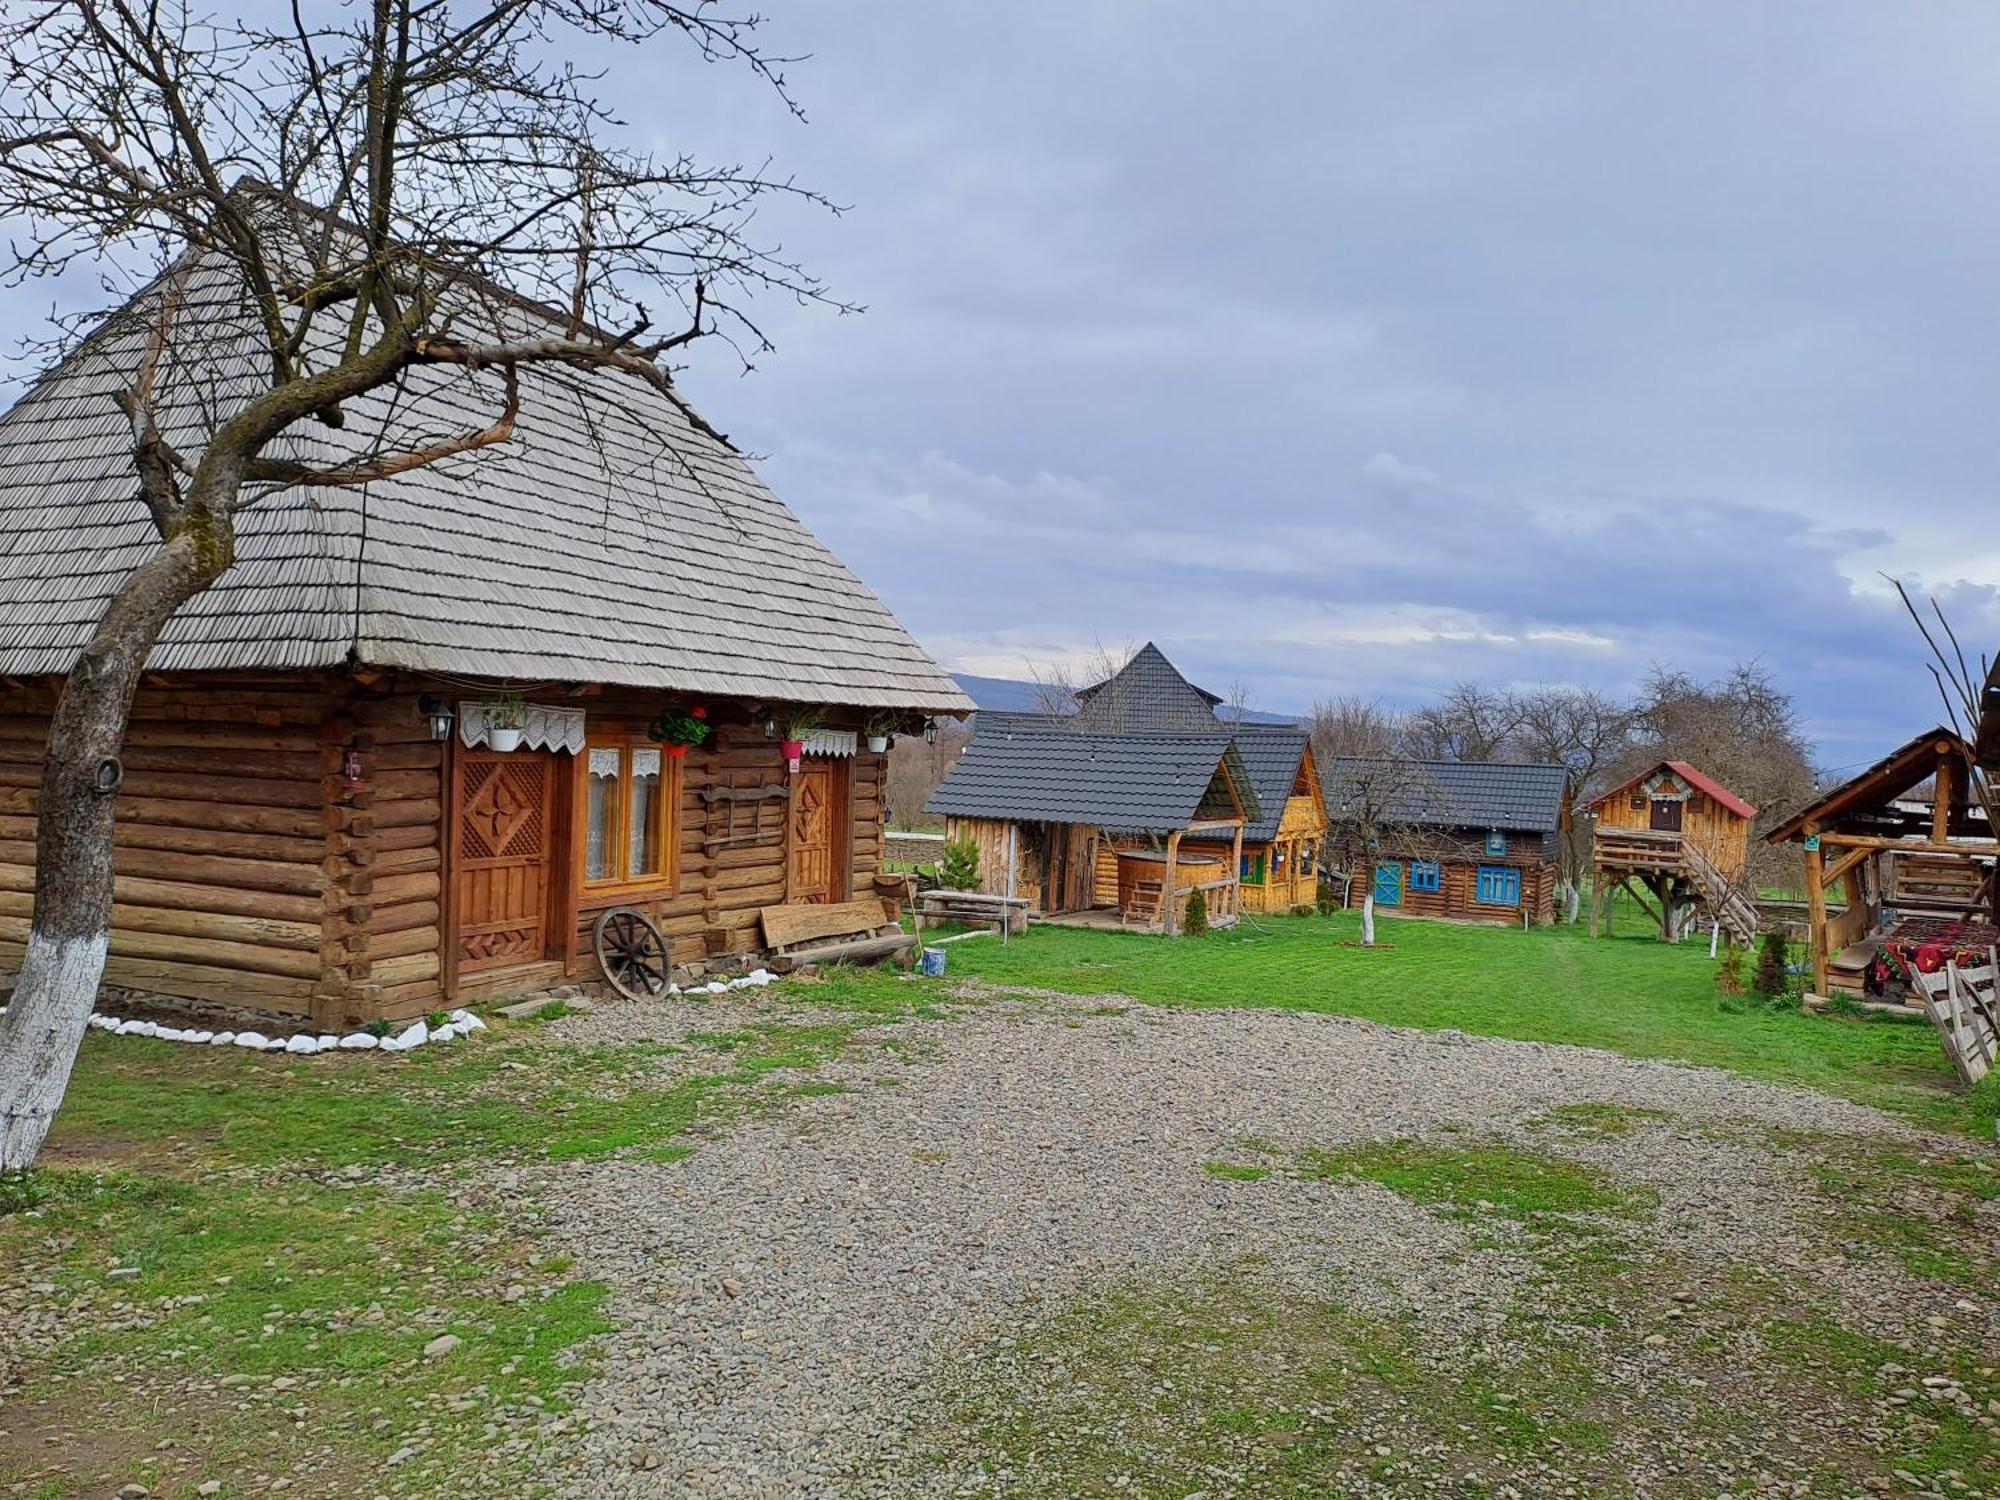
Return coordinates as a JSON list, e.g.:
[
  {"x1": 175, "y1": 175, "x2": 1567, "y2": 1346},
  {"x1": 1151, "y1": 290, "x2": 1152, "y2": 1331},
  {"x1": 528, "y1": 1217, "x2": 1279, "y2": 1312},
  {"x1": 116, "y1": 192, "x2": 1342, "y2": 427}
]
[{"x1": 1764, "y1": 729, "x2": 1998, "y2": 1003}]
